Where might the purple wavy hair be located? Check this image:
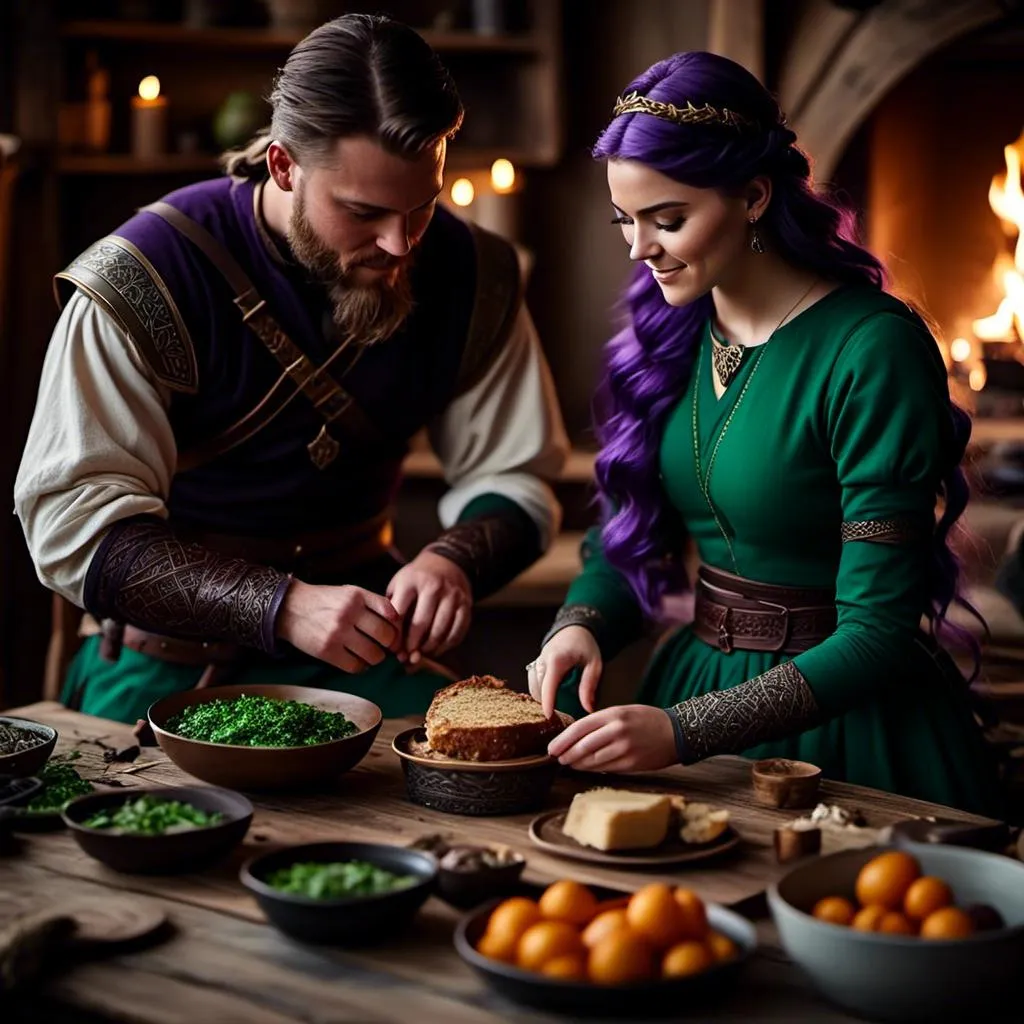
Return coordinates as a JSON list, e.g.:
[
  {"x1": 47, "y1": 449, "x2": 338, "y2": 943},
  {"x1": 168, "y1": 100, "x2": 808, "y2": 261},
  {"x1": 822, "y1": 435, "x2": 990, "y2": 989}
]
[{"x1": 591, "y1": 51, "x2": 977, "y2": 660}]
